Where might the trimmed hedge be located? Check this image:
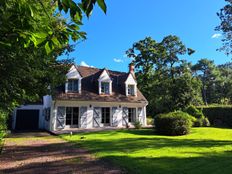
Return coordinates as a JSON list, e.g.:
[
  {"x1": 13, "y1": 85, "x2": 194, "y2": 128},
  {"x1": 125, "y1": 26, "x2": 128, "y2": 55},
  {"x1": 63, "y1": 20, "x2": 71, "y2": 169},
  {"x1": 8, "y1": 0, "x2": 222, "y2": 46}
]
[
  {"x1": 154, "y1": 111, "x2": 194, "y2": 136},
  {"x1": 198, "y1": 106, "x2": 232, "y2": 127}
]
